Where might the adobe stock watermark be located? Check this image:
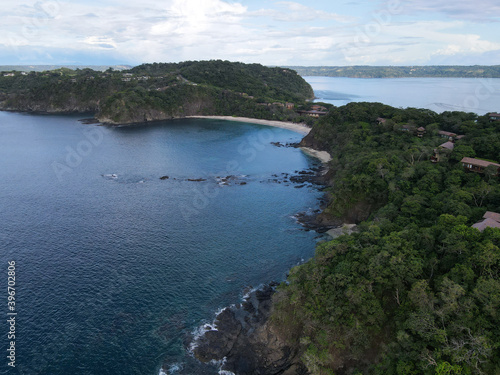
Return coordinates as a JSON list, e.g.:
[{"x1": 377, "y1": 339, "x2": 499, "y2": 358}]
[
  {"x1": 461, "y1": 78, "x2": 499, "y2": 112},
  {"x1": 51, "y1": 127, "x2": 107, "y2": 182},
  {"x1": 178, "y1": 127, "x2": 278, "y2": 222},
  {"x1": 7, "y1": 1, "x2": 62, "y2": 54},
  {"x1": 340, "y1": 0, "x2": 403, "y2": 61}
]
